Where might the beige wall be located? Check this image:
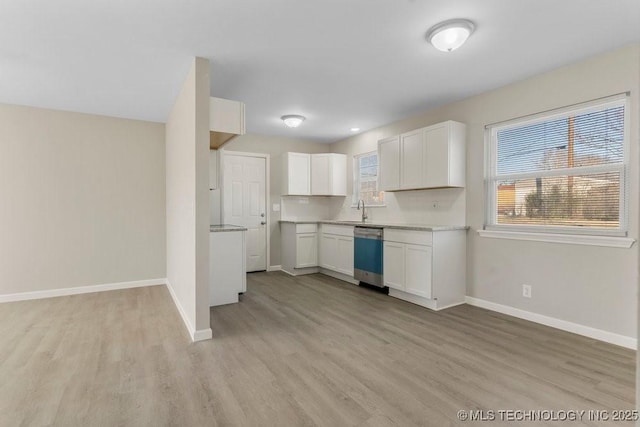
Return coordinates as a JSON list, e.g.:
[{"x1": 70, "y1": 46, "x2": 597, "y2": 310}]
[
  {"x1": 331, "y1": 44, "x2": 639, "y2": 340},
  {"x1": 222, "y1": 134, "x2": 330, "y2": 267},
  {"x1": 166, "y1": 57, "x2": 211, "y2": 339},
  {"x1": 0, "y1": 104, "x2": 166, "y2": 296}
]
